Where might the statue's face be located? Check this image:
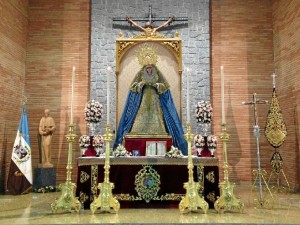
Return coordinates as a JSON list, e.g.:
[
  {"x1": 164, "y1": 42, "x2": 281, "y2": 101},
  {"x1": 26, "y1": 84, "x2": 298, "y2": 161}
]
[
  {"x1": 44, "y1": 109, "x2": 50, "y2": 117},
  {"x1": 146, "y1": 66, "x2": 152, "y2": 74}
]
